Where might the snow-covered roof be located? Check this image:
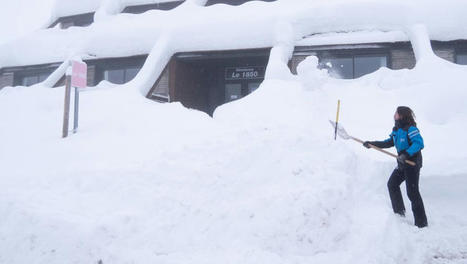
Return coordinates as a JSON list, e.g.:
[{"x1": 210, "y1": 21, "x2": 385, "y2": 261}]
[
  {"x1": 51, "y1": 0, "x2": 103, "y2": 18},
  {"x1": 50, "y1": 0, "x2": 180, "y2": 19},
  {"x1": 1, "y1": 0, "x2": 467, "y2": 69}
]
